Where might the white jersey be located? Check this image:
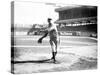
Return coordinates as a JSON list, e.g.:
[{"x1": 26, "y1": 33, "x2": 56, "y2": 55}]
[
  {"x1": 47, "y1": 23, "x2": 57, "y2": 32},
  {"x1": 47, "y1": 23, "x2": 59, "y2": 40}
]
